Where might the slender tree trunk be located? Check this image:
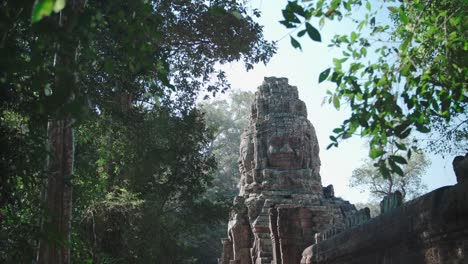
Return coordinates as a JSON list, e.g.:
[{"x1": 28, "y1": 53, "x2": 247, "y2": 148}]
[
  {"x1": 38, "y1": 118, "x2": 74, "y2": 264},
  {"x1": 37, "y1": 1, "x2": 85, "y2": 263}
]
